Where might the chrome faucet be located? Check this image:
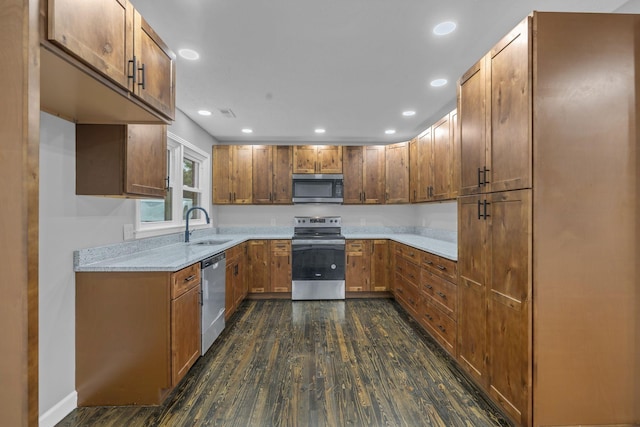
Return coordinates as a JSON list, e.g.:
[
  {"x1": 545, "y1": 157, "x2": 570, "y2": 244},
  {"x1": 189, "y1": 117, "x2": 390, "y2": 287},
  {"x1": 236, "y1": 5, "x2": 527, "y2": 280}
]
[{"x1": 184, "y1": 207, "x2": 211, "y2": 242}]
